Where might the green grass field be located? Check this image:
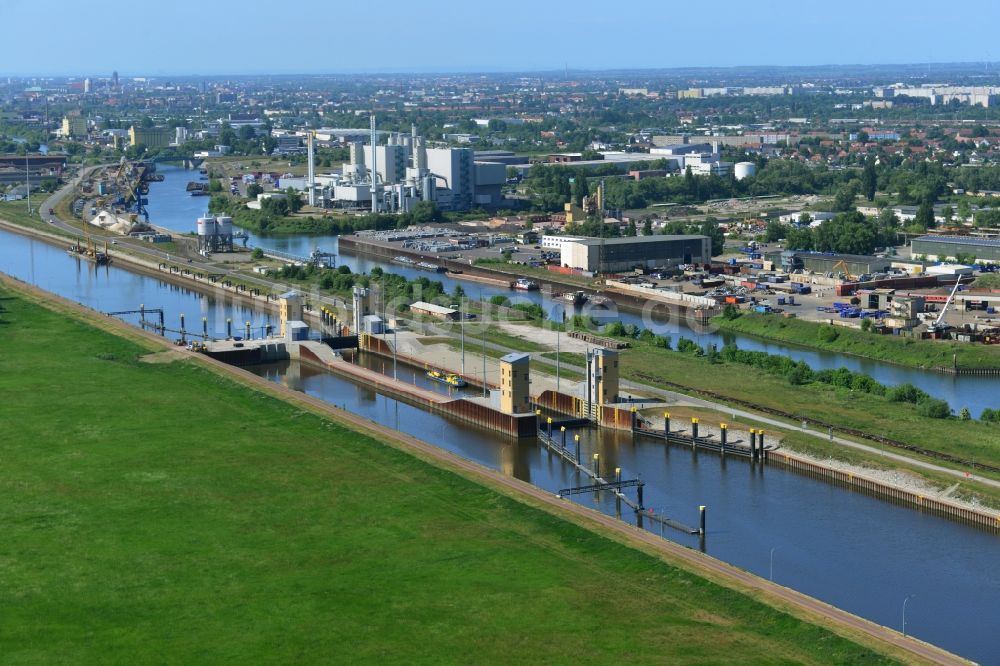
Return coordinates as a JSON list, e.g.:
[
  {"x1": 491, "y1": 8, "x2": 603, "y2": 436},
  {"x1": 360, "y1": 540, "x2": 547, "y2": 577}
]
[
  {"x1": 0, "y1": 201, "x2": 63, "y2": 235},
  {"x1": 0, "y1": 285, "x2": 896, "y2": 663},
  {"x1": 601, "y1": 339, "x2": 1000, "y2": 479},
  {"x1": 716, "y1": 312, "x2": 1000, "y2": 371}
]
